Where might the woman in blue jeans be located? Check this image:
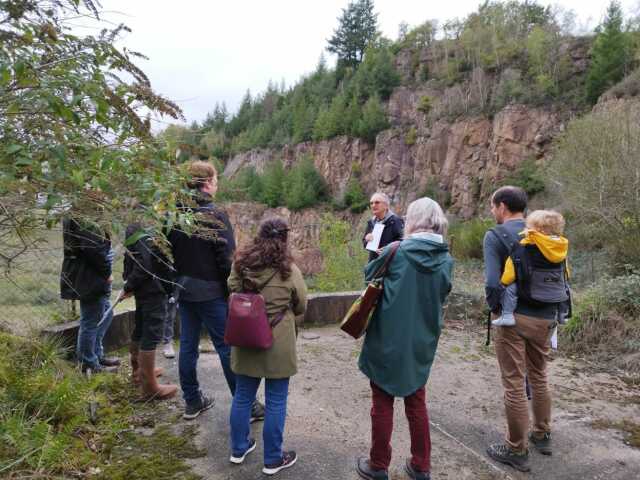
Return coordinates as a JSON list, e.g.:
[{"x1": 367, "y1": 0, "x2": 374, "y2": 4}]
[{"x1": 227, "y1": 218, "x2": 307, "y2": 476}]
